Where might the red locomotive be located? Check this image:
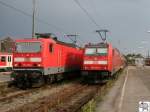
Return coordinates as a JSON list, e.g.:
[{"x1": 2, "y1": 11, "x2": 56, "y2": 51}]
[
  {"x1": 11, "y1": 33, "x2": 83, "y2": 89},
  {"x1": 82, "y1": 42, "x2": 126, "y2": 83},
  {"x1": 0, "y1": 52, "x2": 13, "y2": 71}
]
